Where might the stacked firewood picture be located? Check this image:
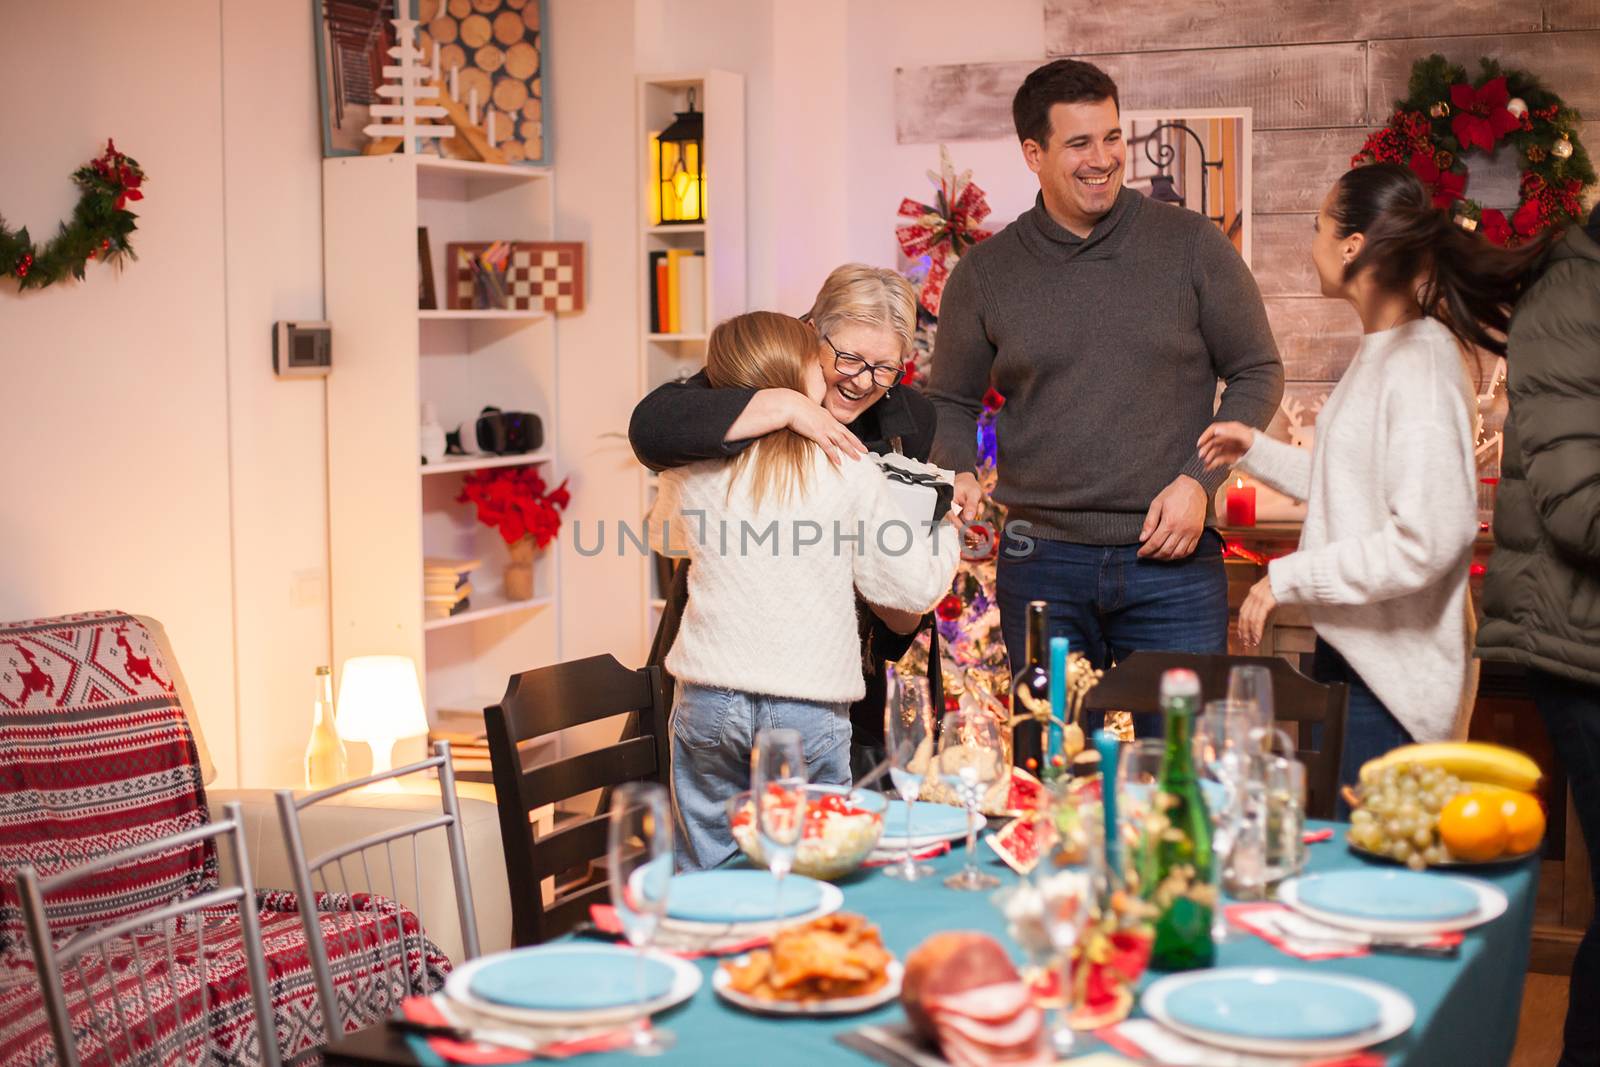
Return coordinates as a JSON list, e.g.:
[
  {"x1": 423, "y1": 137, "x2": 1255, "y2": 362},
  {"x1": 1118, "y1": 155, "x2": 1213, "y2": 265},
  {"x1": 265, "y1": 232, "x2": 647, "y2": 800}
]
[{"x1": 415, "y1": 0, "x2": 545, "y2": 164}]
